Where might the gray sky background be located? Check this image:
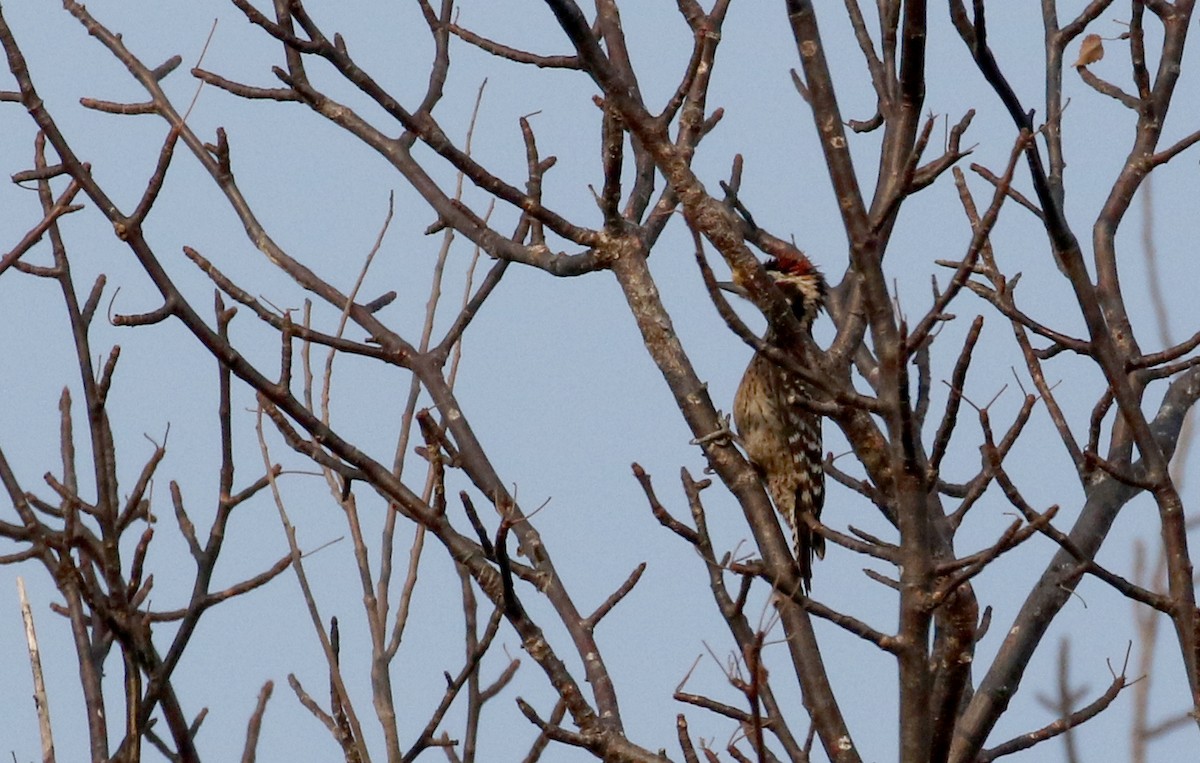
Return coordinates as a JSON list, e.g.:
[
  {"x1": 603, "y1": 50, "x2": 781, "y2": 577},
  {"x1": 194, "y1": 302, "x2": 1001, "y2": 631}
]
[{"x1": 1, "y1": 2, "x2": 1197, "y2": 761}]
